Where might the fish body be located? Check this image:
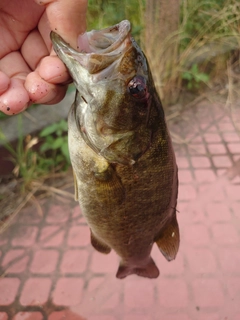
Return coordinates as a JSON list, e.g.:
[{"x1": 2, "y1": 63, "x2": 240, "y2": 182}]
[{"x1": 51, "y1": 20, "x2": 179, "y2": 279}]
